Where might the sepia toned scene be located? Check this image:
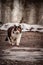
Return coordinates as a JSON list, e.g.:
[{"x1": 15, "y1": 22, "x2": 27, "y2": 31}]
[{"x1": 0, "y1": 0, "x2": 43, "y2": 65}]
